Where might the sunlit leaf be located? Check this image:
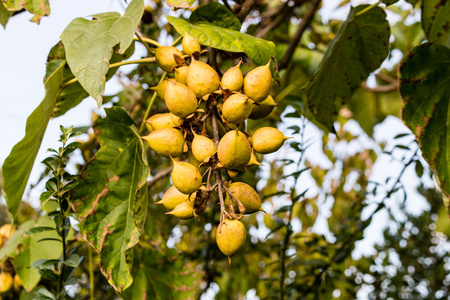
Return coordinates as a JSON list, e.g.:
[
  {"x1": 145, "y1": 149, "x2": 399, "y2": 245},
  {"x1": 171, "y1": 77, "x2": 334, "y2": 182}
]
[
  {"x1": 302, "y1": 5, "x2": 390, "y2": 131},
  {"x1": 166, "y1": 16, "x2": 276, "y2": 65},
  {"x1": 60, "y1": 0, "x2": 144, "y2": 106},
  {"x1": 400, "y1": 42, "x2": 450, "y2": 212},
  {"x1": 70, "y1": 107, "x2": 150, "y2": 292},
  {"x1": 166, "y1": 0, "x2": 195, "y2": 9},
  {"x1": 3, "y1": 0, "x2": 50, "y2": 24}
]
